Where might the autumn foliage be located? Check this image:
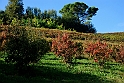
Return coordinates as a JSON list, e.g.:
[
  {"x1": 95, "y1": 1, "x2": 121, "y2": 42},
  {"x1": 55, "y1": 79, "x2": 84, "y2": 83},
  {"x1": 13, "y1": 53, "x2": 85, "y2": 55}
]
[
  {"x1": 51, "y1": 33, "x2": 78, "y2": 64},
  {"x1": 85, "y1": 41, "x2": 112, "y2": 65},
  {"x1": 111, "y1": 45, "x2": 124, "y2": 64}
]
